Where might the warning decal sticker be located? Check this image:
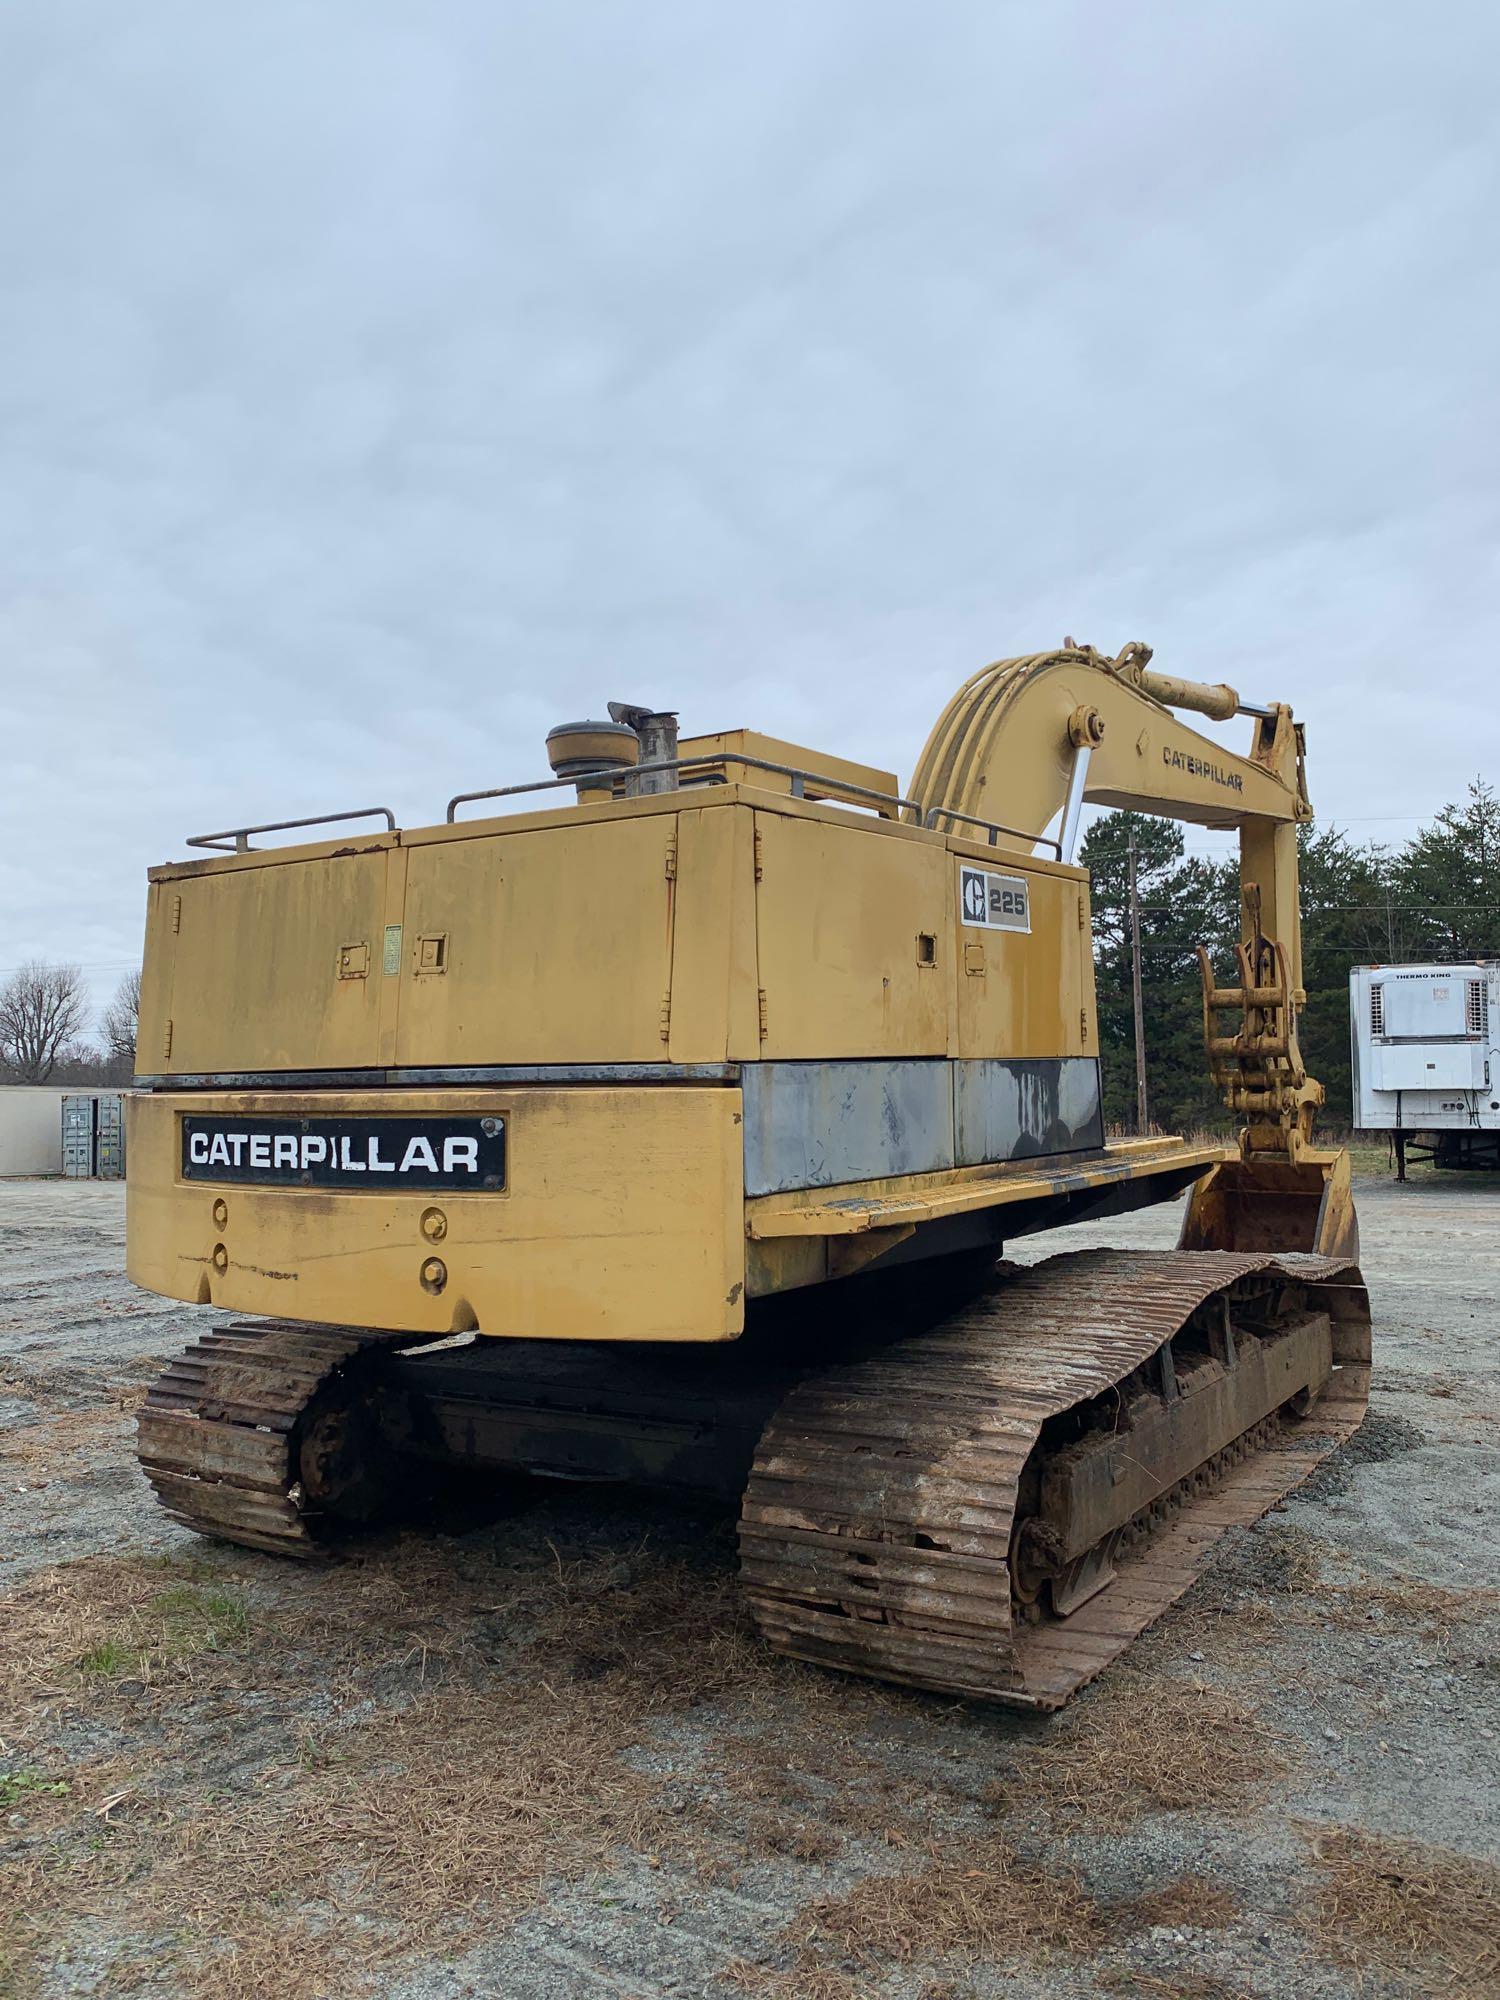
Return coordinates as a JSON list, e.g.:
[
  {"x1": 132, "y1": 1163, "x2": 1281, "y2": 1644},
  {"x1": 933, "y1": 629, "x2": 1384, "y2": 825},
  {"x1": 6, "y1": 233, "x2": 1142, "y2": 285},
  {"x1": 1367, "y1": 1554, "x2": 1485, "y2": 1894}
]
[{"x1": 958, "y1": 865, "x2": 1031, "y2": 934}]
